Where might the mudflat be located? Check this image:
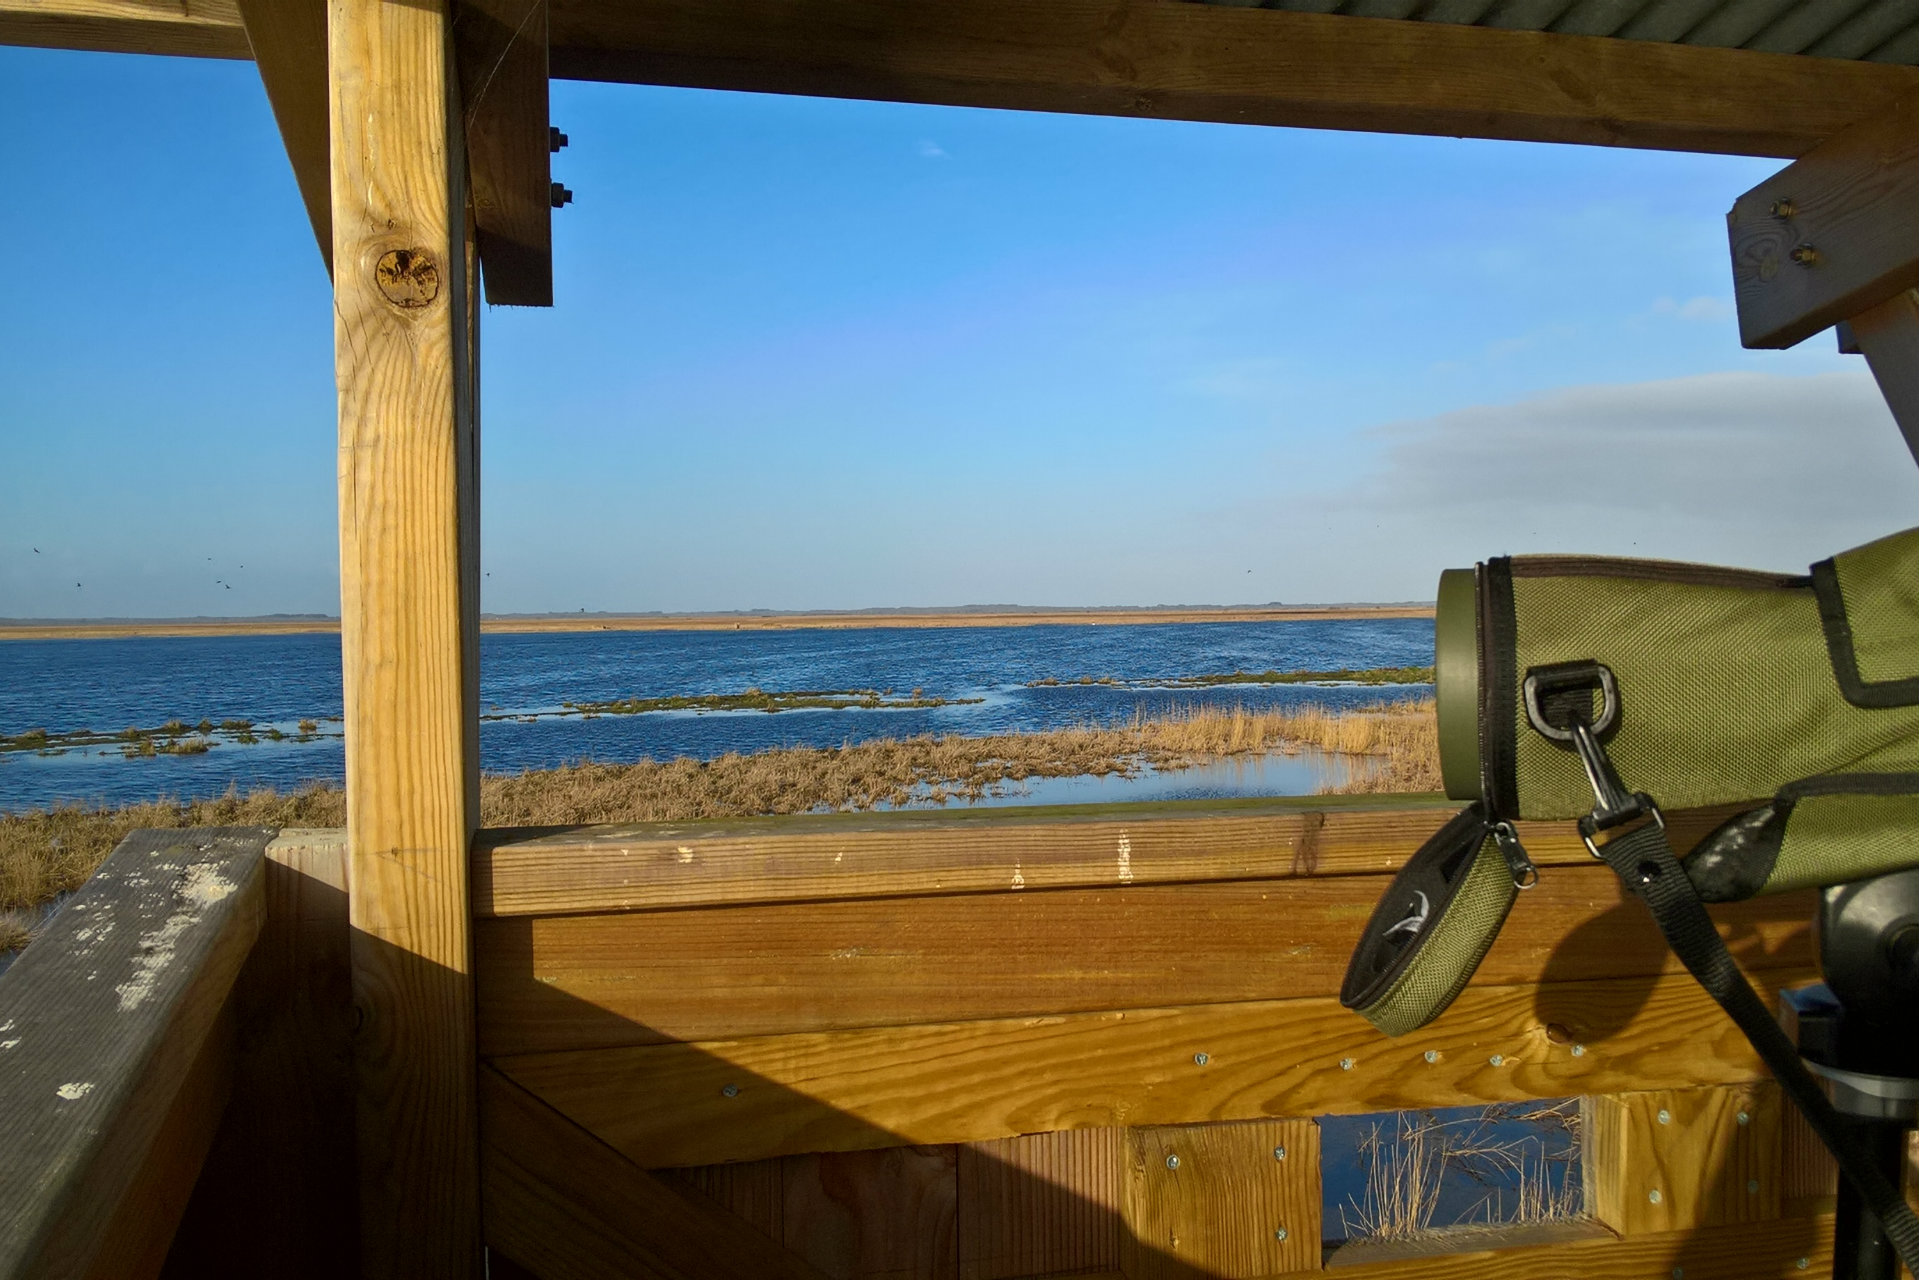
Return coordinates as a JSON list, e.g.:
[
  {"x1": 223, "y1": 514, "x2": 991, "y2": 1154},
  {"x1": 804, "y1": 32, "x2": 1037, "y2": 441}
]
[{"x1": 1, "y1": 603, "x2": 1432, "y2": 641}]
